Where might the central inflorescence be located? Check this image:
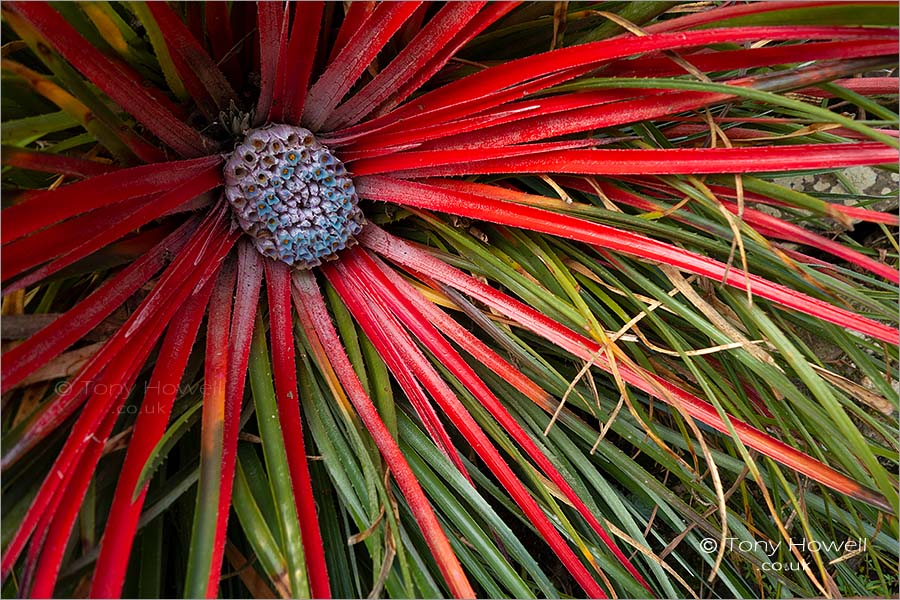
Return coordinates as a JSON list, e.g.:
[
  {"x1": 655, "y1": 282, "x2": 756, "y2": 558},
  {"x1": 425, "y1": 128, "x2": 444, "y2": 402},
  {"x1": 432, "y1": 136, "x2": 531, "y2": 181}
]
[{"x1": 223, "y1": 124, "x2": 364, "y2": 268}]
